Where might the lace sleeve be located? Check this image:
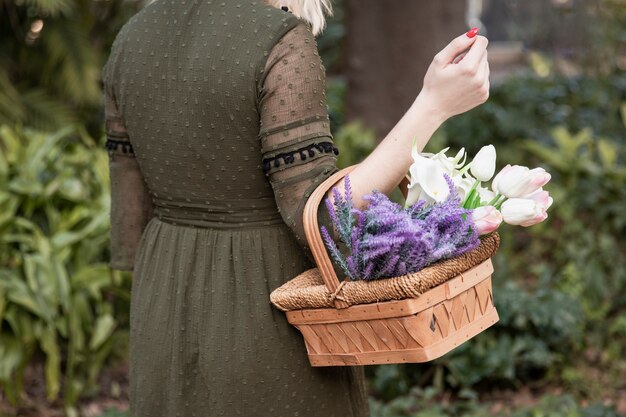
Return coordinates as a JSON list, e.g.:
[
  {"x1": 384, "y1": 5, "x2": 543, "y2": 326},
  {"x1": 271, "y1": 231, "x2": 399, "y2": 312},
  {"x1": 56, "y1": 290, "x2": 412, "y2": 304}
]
[
  {"x1": 258, "y1": 22, "x2": 339, "y2": 257},
  {"x1": 103, "y1": 83, "x2": 154, "y2": 271}
]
